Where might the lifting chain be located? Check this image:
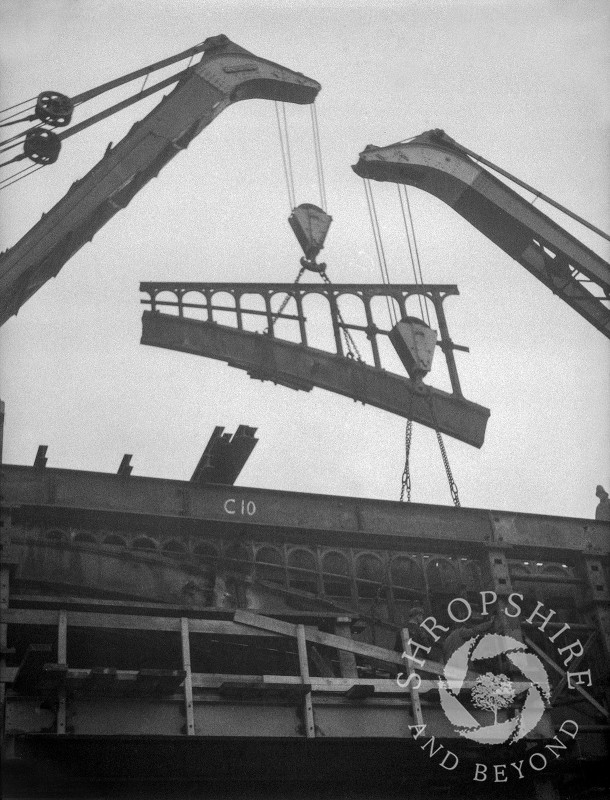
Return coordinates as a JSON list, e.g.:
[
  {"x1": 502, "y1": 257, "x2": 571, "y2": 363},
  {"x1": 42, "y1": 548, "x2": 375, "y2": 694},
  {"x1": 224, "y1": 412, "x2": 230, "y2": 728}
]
[
  {"x1": 266, "y1": 266, "x2": 306, "y2": 332},
  {"x1": 425, "y1": 389, "x2": 461, "y2": 507},
  {"x1": 319, "y1": 269, "x2": 362, "y2": 361},
  {"x1": 400, "y1": 419, "x2": 413, "y2": 502},
  {"x1": 435, "y1": 429, "x2": 461, "y2": 507}
]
